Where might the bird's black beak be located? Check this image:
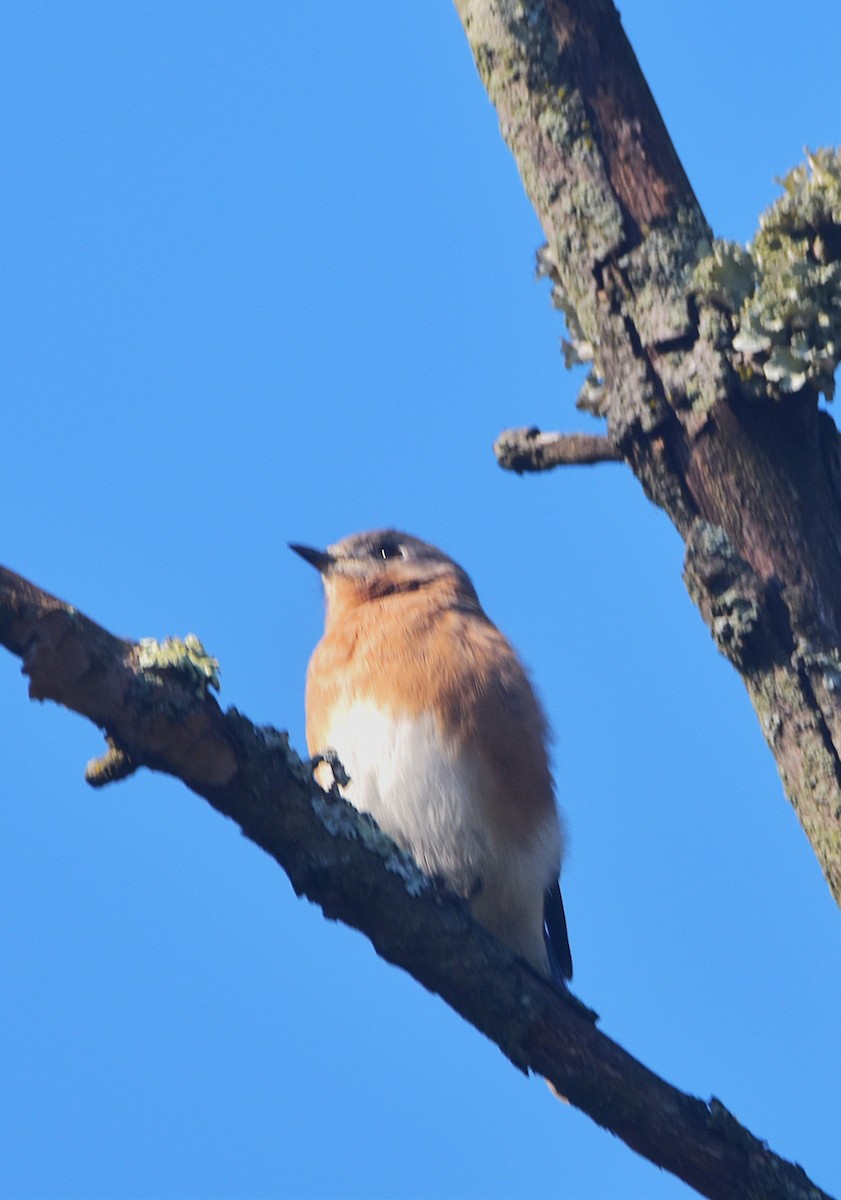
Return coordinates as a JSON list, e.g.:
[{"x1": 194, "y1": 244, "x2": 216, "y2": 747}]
[{"x1": 289, "y1": 542, "x2": 333, "y2": 573}]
